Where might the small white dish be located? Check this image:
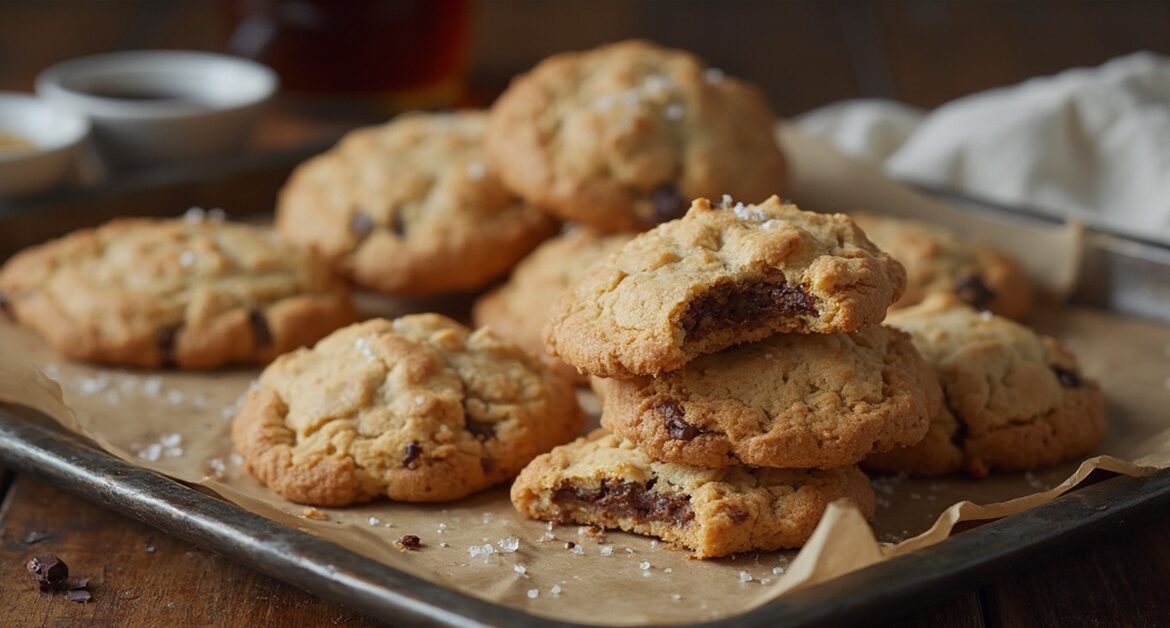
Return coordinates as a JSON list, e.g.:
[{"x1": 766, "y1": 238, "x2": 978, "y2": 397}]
[
  {"x1": 36, "y1": 50, "x2": 278, "y2": 172},
  {"x1": 0, "y1": 92, "x2": 90, "y2": 197}
]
